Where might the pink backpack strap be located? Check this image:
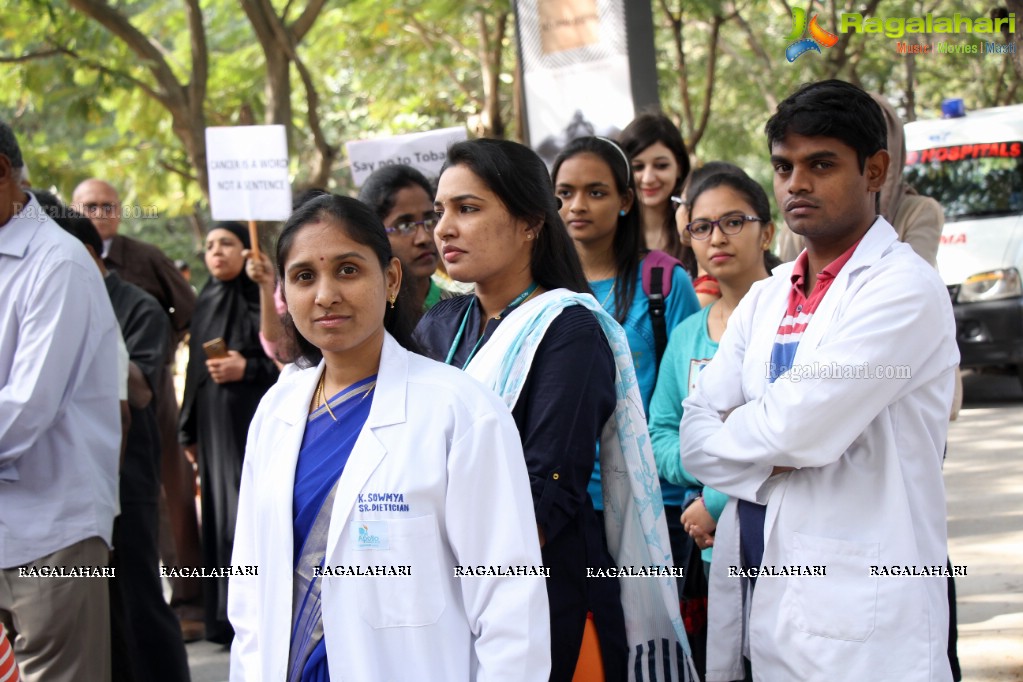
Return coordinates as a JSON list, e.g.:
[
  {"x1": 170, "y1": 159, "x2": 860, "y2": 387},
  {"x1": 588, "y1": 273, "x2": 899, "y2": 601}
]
[
  {"x1": 641, "y1": 250, "x2": 683, "y2": 368},
  {"x1": 641, "y1": 249, "x2": 682, "y2": 298}
]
